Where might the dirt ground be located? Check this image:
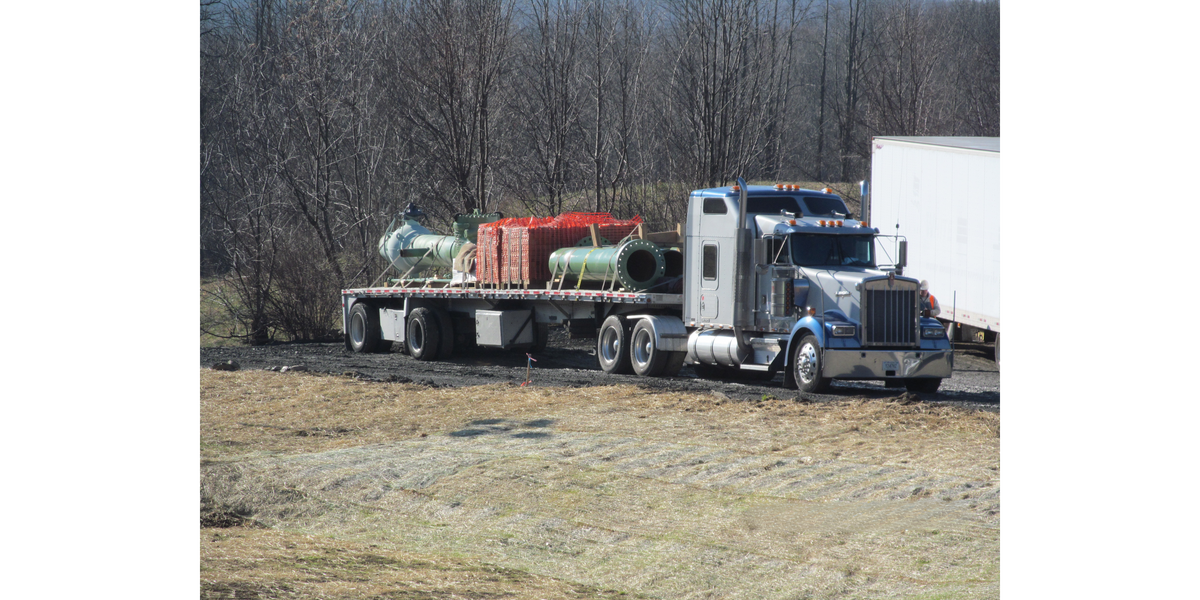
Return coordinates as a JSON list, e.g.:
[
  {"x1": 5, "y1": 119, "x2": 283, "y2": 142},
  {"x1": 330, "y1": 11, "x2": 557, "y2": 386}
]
[{"x1": 201, "y1": 336, "x2": 1000, "y2": 599}]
